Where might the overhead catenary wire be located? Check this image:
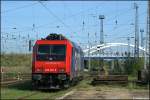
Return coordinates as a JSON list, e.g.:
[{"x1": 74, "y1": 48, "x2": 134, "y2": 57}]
[
  {"x1": 2, "y1": 4, "x2": 100, "y2": 33},
  {"x1": 2, "y1": 3, "x2": 103, "y2": 38},
  {"x1": 75, "y1": 5, "x2": 136, "y2": 41},
  {"x1": 2, "y1": 3, "x2": 141, "y2": 35},
  {"x1": 1, "y1": 2, "x2": 38, "y2": 14},
  {"x1": 38, "y1": 1, "x2": 74, "y2": 36},
  {"x1": 1, "y1": 1, "x2": 147, "y2": 54}
]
